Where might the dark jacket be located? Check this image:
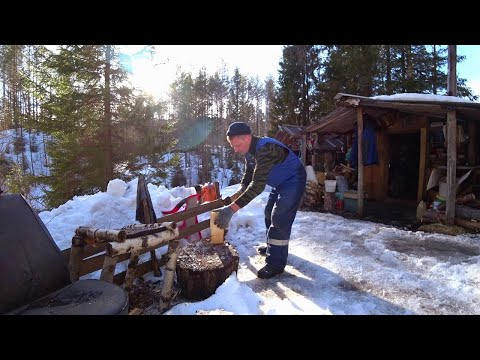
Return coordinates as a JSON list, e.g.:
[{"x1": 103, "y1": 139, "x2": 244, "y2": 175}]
[{"x1": 235, "y1": 136, "x2": 305, "y2": 208}]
